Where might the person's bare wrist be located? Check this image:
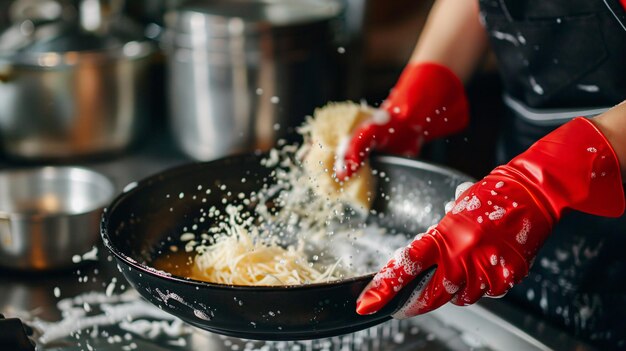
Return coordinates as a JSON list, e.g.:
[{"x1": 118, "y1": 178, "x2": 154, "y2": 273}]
[{"x1": 590, "y1": 102, "x2": 626, "y2": 180}]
